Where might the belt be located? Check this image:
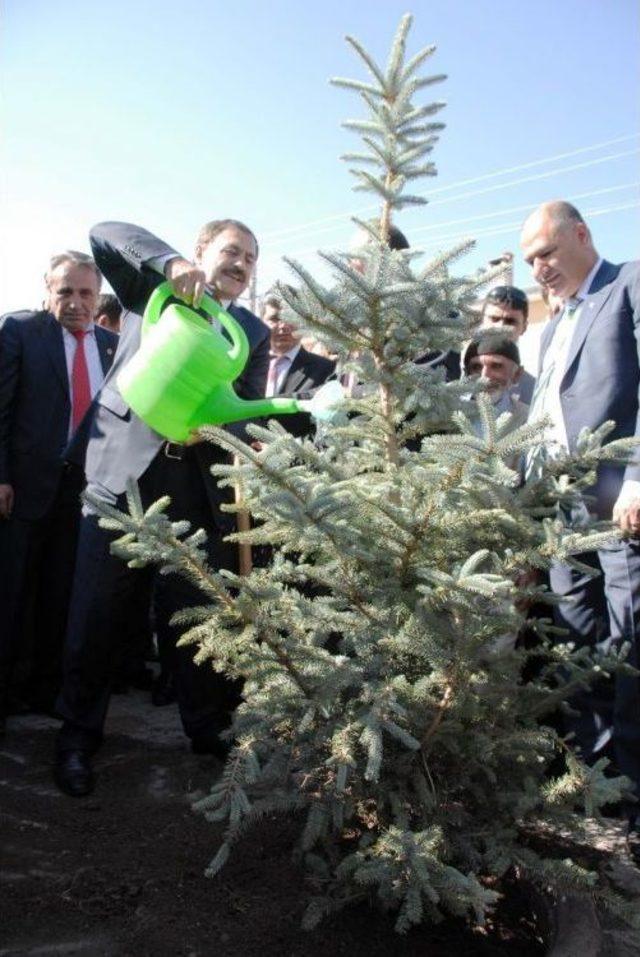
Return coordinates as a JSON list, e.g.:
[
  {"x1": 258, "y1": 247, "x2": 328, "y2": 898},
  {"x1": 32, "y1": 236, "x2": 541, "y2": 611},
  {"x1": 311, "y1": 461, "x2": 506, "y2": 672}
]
[{"x1": 162, "y1": 441, "x2": 194, "y2": 462}]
